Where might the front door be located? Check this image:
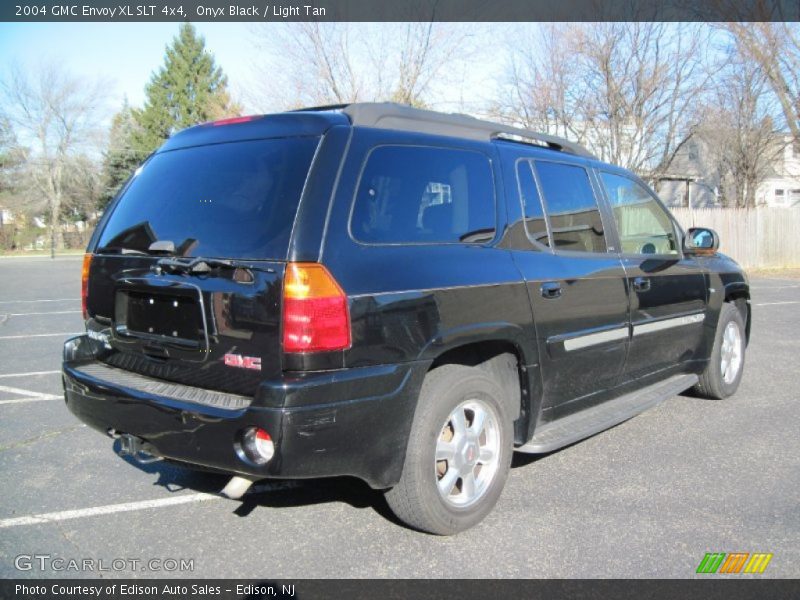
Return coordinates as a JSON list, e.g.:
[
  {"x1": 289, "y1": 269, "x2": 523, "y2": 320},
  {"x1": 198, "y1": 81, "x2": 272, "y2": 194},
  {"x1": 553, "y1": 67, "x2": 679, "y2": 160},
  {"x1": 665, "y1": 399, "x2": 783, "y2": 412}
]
[{"x1": 596, "y1": 170, "x2": 707, "y2": 380}]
